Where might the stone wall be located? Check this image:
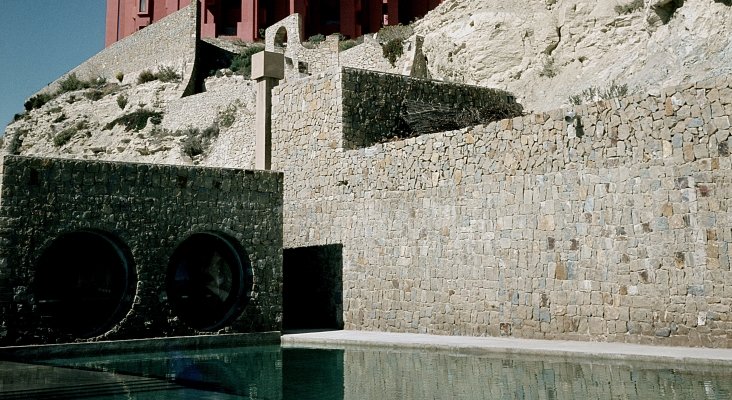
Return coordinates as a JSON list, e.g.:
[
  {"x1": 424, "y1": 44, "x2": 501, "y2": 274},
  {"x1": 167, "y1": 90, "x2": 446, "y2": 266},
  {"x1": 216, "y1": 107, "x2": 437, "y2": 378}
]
[
  {"x1": 166, "y1": 75, "x2": 257, "y2": 168},
  {"x1": 272, "y1": 70, "x2": 732, "y2": 347},
  {"x1": 341, "y1": 68, "x2": 519, "y2": 148},
  {"x1": 271, "y1": 68, "x2": 343, "y2": 158},
  {"x1": 39, "y1": 4, "x2": 199, "y2": 98},
  {"x1": 339, "y1": 35, "x2": 426, "y2": 77},
  {"x1": 0, "y1": 155, "x2": 283, "y2": 345},
  {"x1": 264, "y1": 14, "x2": 339, "y2": 81},
  {"x1": 339, "y1": 37, "x2": 404, "y2": 75}
]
